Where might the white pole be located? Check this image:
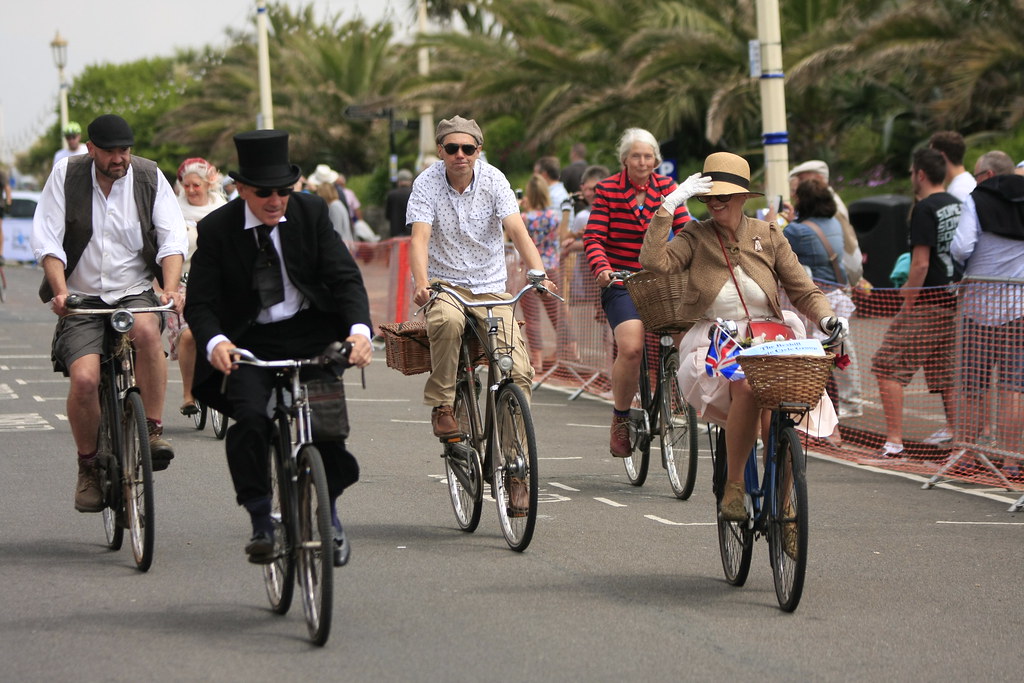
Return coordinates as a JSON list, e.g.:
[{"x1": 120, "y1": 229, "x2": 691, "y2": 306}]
[
  {"x1": 755, "y1": 0, "x2": 789, "y2": 203},
  {"x1": 256, "y1": 0, "x2": 274, "y2": 129},
  {"x1": 417, "y1": 0, "x2": 434, "y2": 169}
]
